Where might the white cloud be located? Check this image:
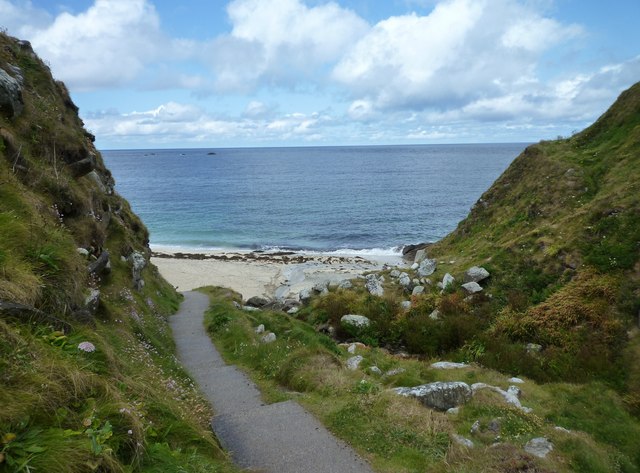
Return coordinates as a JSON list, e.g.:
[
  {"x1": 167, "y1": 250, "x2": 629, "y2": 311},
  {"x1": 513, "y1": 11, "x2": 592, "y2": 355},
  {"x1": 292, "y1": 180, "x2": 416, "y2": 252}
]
[
  {"x1": 333, "y1": 0, "x2": 583, "y2": 110},
  {"x1": 8, "y1": 0, "x2": 170, "y2": 90},
  {"x1": 209, "y1": 0, "x2": 368, "y2": 90}
]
